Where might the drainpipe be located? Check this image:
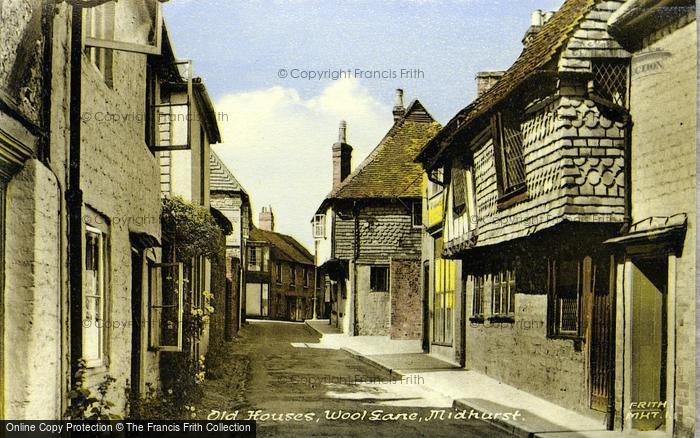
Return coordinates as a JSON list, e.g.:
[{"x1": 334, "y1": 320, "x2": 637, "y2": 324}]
[
  {"x1": 352, "y1": 201, "x2": 359, "y2": 336},
  {"x1": 620, "y1": 116, "x2": 632, "y2": 234},
  {"x1": 67, "y1": 4, "x2": 84, "y2": 383},
  {"x1": 40, "y1": 2, "x2": 54, "y2": 164}
]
